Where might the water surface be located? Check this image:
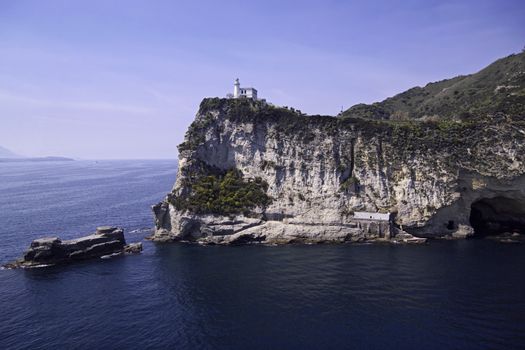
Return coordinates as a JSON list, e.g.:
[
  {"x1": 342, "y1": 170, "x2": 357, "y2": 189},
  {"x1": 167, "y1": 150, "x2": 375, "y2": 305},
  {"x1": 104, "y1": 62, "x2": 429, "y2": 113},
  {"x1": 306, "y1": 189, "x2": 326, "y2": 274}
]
[{"x1": 0, "y1": 160, "x2": 524, "y2": 349}]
